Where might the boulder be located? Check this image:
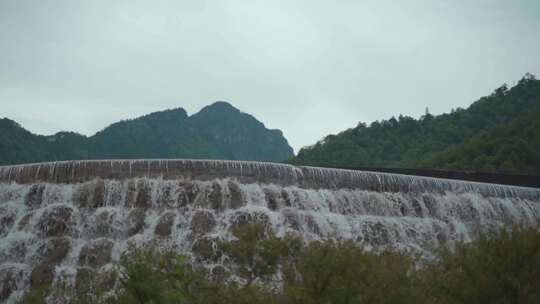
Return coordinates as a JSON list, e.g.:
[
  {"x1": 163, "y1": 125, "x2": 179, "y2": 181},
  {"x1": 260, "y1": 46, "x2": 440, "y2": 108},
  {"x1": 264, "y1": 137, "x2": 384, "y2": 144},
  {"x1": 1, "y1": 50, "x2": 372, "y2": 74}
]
[
  {"x1": 154, "y1": 212, "x2": 176, "y2": 237},
  {"x1": 207, "y1": 182, "x2": 222, "y2": 210},
  {"x1": 73, "y1": 179, "x2": 106, "y2": 208},
  {"x1": 38, "y1": 237, "x2": 70, "y2": 265},
  {"x1": 24, "y1": 184, "x2": 45, "y2": 209},
  {"x1": 210, "y1": 265, "x2": 227, "y2": 282},
  {"x1": 93, "y1": 209, "x2": 117, "y2": 237},
  {"x1": 75, "y1": 268, "x2": 116, "y2": 295},
  {"x1": 282, "y1": 209, "x2": 300, "y2": 230},
  {"x1": 30, "y1": 264, "x2": 54, "y2": 288},
  {"x1": 227, "y1": 181, "x2": 244, "y2": 209},
  {"x1": 192, "y1": 237, "x2": 222, "y2": 262},
  {"x1": 362, "y1": 222, "x2": 392, "y2": 246},
  {"x1": 0, "y1": 210, "x2": 15, "y2": 238},
  {"x1": 79, "y1": 239, "x2": 114, "y2": 268},
  {"x1": 178, "y1": 181, "x2": 199, "y2": 207},
  {"x1": 16, "y1": 212, "x2": 34, "y2": 230},
  {"x1": 190, "y1": 210, "x2": 216, "y2": 236},
  {"x1": 0, "y1": 267, "x2": 24, "y2": 302},
  {"x1": 134, "y1": 180, "x2": 151, "y2": 208},
  {"x1": 38, "y1": 206, "x2": 73, "y2": 237},
  {"x1": 92, "y1": 179, "x2": 106, "y2": 208},
  {"x1": 230, "y1": 211, "x2": 270, "y2": 232},
  {"x1": 263, "y1": 188, "x2": 279, "y2": 211},
  {"x1": 127, "y1": 208, "x2": 146, "y2": 236}
]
